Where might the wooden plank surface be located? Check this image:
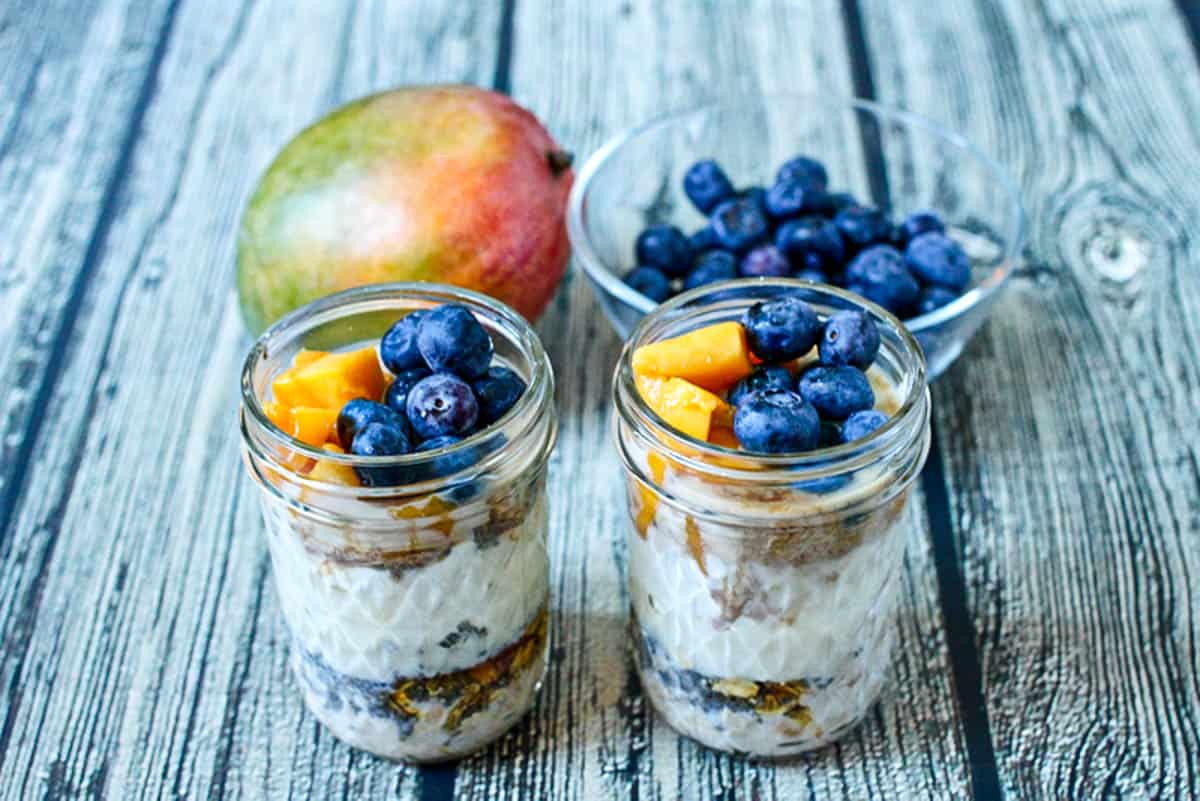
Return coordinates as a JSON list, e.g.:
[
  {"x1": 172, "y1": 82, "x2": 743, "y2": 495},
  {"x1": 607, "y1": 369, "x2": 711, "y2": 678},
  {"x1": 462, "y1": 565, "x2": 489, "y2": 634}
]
[
  {"x1": 0, "y1": 0, "x2": 1196, "y2": 799},
  {"x1": 0, "y1": 1, "x2": 500, "y2": 798},
  {"x1": 858, "y1": 0, "x2": 1200, "y2": 797},
  {"x1": 454, "y1": 2, "x2": 971, "y2": 800}
]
